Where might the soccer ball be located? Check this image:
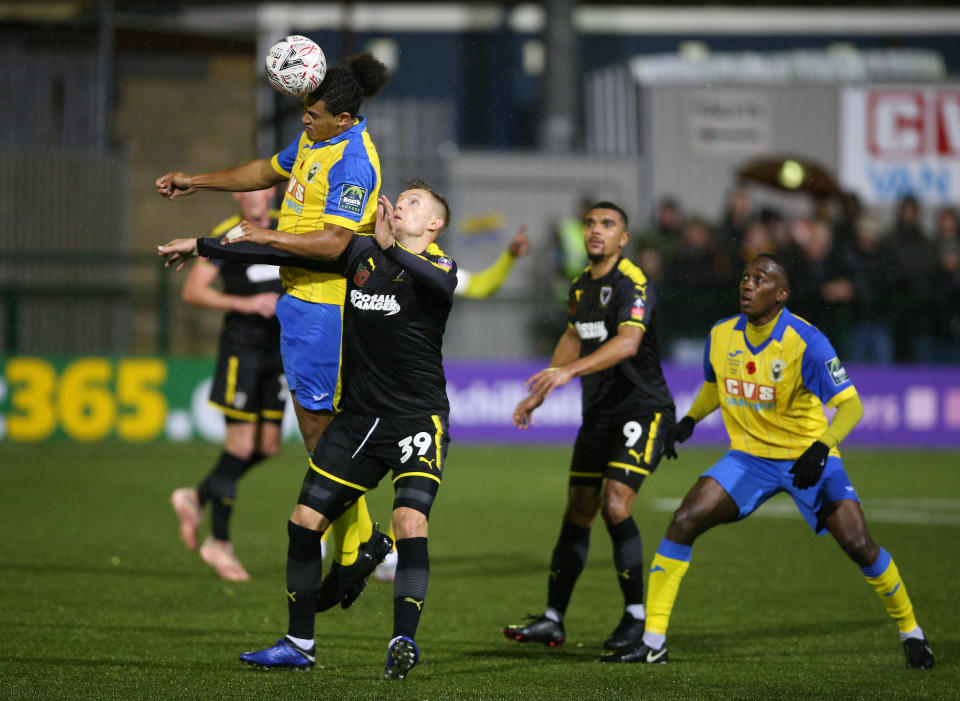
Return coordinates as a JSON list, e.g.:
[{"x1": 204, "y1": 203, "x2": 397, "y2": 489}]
[{"x1": 264, "y1": 35, "x2": 326, "y2": 97}]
